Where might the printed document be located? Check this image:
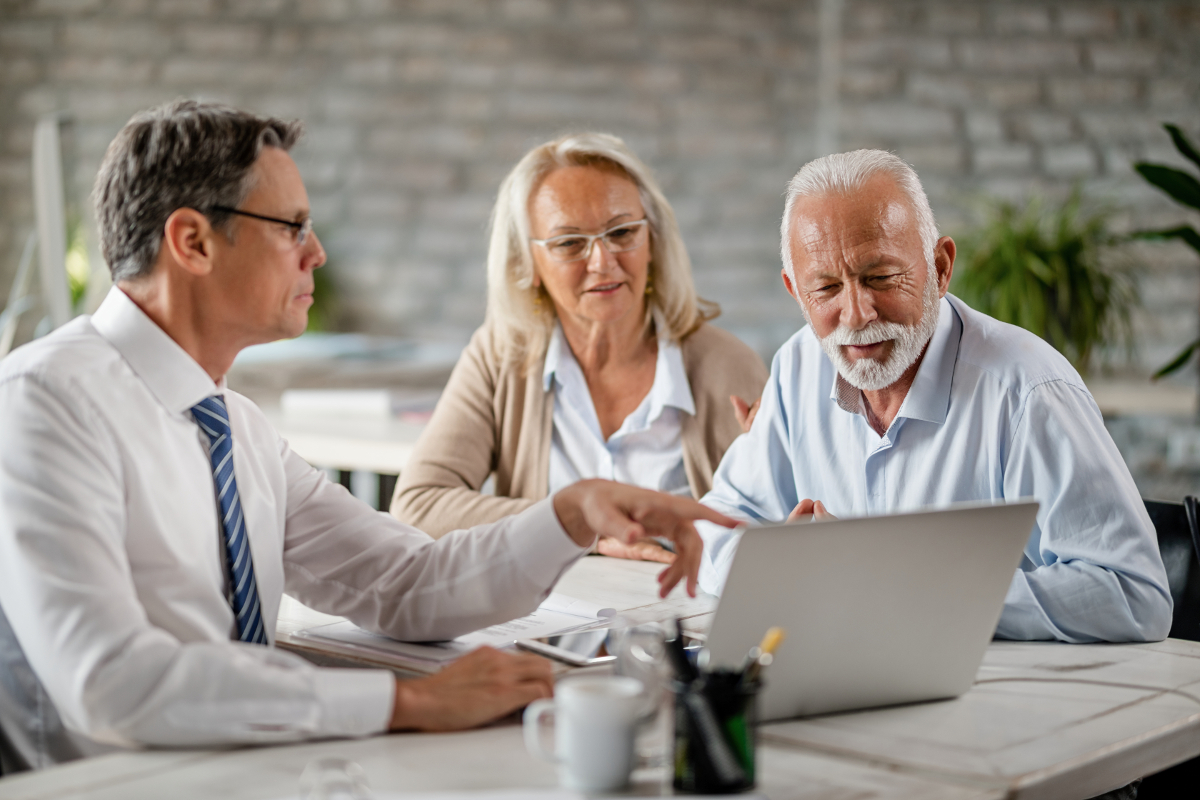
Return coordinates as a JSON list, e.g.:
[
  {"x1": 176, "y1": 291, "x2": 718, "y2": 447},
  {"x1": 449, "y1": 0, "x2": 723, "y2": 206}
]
[{"x1": 297, "y1": 592, "x2": 614, "y2": 664}]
